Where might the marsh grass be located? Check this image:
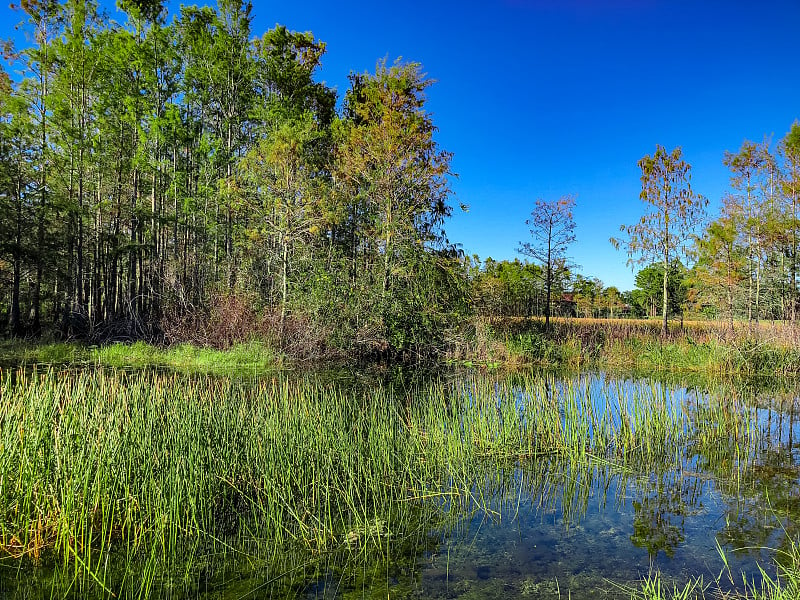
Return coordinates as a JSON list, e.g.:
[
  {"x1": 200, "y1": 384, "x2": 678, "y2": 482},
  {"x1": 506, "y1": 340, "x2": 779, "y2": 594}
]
[
  {"x1": 0, "y1": 339, "x2": 281, "y2": 373},
  {"x1": 0, "y1": 340, "x2": 90, "y2": 365},
  {"x1": 480, "y1": 317, "x2": 800, "y2": 374},
  {"x1": 626, "y1": 574, "x2": 709, "y2": 599},
  {"x1": 94, "y1": 340, "x2": 279, "y2": 372},
  {"x1": 631, "y1": 546, "x2": 800, "y2": 600},
  {"x1": 622, "y1": 515, "x2": 800, "y2": 600},
  {"x1": 0, "y1": 368, "x2": 768, "y2": 597}
]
